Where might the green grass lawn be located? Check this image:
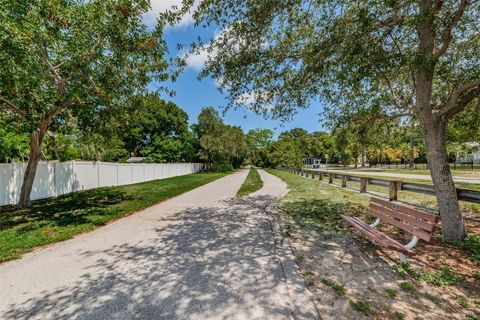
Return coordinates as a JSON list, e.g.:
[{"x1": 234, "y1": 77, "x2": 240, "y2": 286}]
[
  {"x1": 266, "y1": 169, "x2": 369, "y2": 231},
  {"x1": 237, "y1": 167, "x2": 263, "y2": 197},
  {"x1": 0, "y1": 172, "x2": 227, "y2": 262}
]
